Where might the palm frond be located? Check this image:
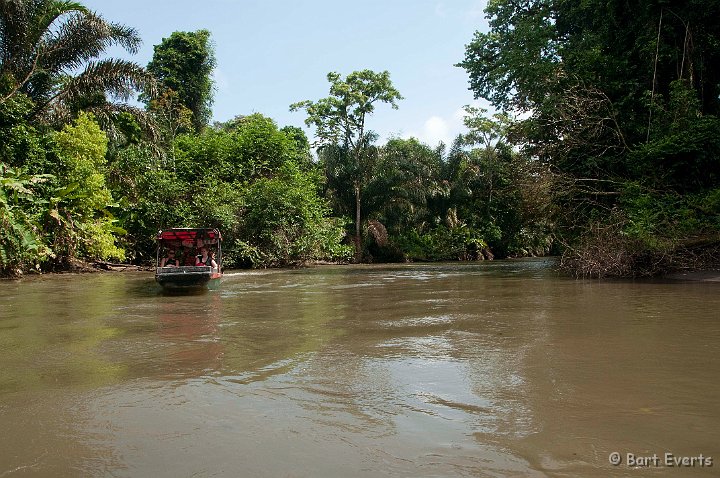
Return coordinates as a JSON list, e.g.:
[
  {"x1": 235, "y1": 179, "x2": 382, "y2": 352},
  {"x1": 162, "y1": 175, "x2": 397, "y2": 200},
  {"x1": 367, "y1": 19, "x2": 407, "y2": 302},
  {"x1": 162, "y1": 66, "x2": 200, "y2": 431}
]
[
  {"x1": 42, "y1": 11, "x2": 140, "y2": 73},
  {"x1": 37, "y1": 1, "x2": 88, "y2": 36},
  {"x1": 106, "y1": 21, "x2": 140, "y2": 54},
  {"x1": 1, "y1": 0, "x2": 33, "y2": 76},
  {"x1": 58, "y1": 59, "x2": 154, "y2": 101},
  {"x1": 1, "y1": 0, "x2": 86, "y2": 74},
  {"x1": 1, "y1": 0, "x2": 145, "y2": 115},
  {"x1": 86, "y1": 103, "x2": 159, "y2": 144},
  {"x1": 42, "y1": 89, "x2": 158, "y2": 143}
]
